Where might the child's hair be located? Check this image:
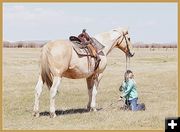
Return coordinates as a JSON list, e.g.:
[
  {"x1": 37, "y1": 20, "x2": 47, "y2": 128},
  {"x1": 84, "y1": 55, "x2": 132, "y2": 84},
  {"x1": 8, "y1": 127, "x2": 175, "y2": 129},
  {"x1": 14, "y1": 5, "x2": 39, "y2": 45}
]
[{"x1": 124, "y1": 70, "x2": 133, "y2": 82}]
